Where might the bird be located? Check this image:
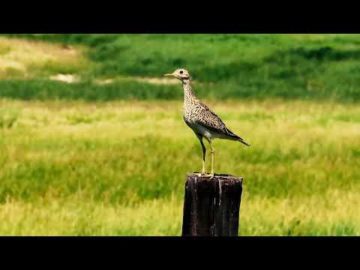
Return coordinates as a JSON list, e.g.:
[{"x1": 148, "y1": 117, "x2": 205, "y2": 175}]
[{"x1": 164, "y1": 68, "x2": 250, "y2": 177}]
